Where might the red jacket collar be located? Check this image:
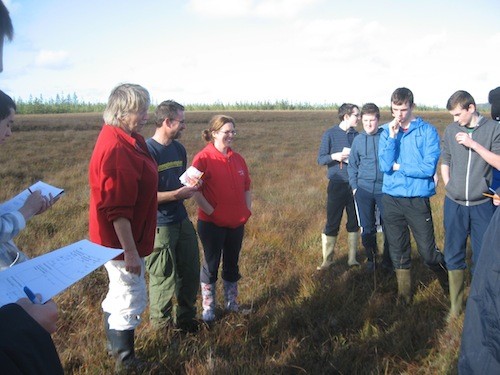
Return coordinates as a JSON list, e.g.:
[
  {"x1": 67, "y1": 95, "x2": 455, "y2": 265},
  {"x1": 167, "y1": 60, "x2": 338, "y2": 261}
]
[{"x1": 206, "y1": 142, "x2": 233, "y2": 158}]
